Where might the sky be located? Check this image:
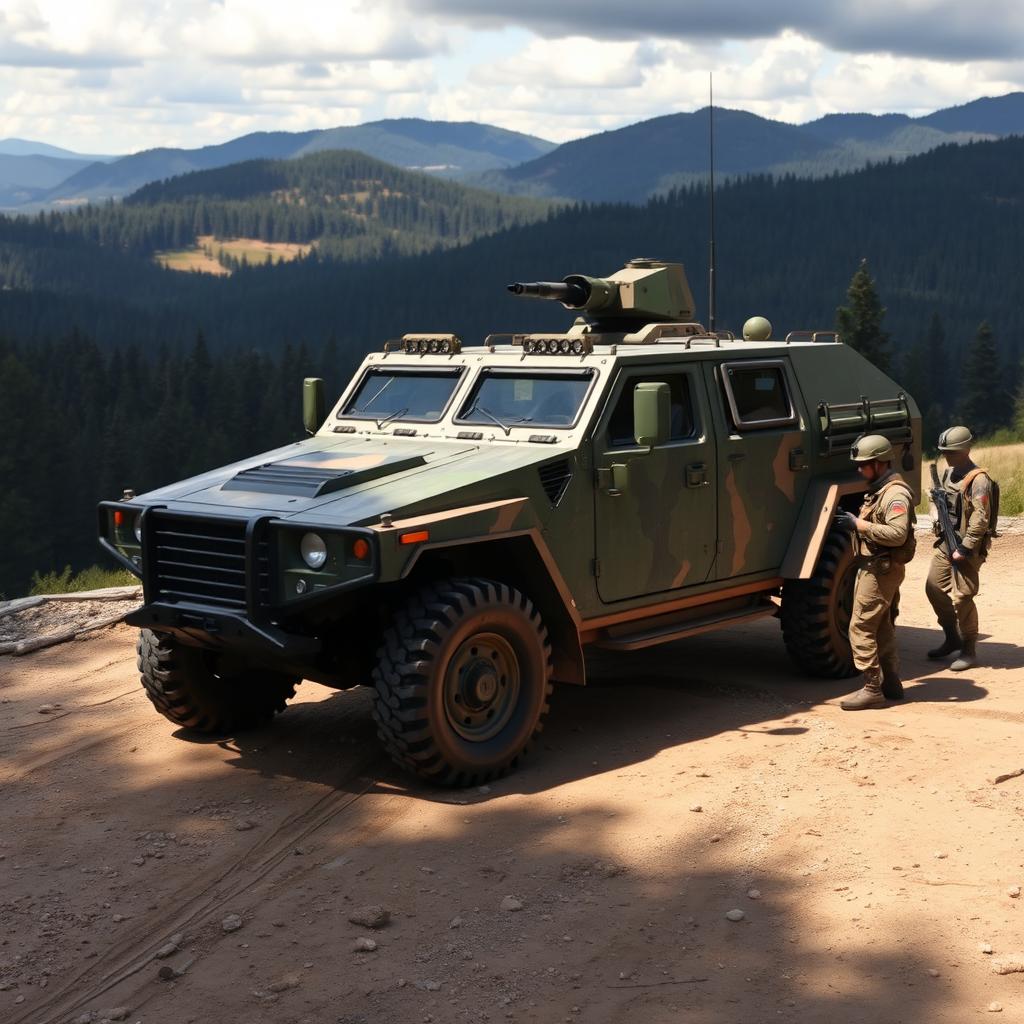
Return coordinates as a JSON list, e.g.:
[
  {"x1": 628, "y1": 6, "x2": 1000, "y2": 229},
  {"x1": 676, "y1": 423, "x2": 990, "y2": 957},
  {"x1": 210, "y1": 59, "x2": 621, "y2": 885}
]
[{"x1": 1, "y1": 0, "x2": 1023, "y2": 155}]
